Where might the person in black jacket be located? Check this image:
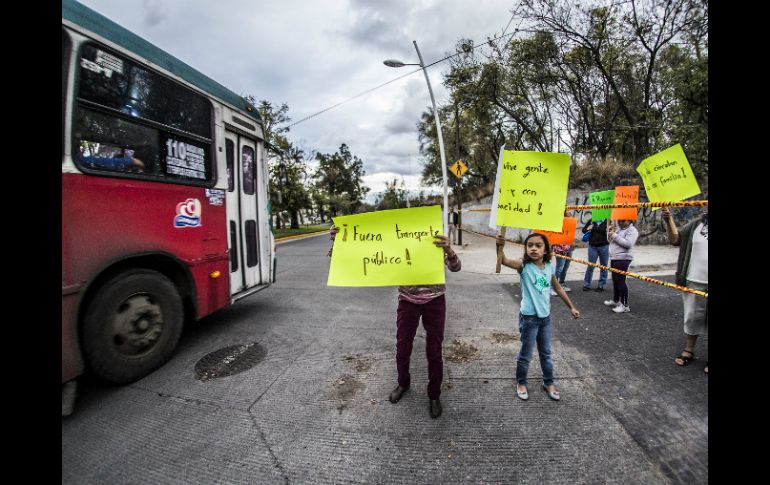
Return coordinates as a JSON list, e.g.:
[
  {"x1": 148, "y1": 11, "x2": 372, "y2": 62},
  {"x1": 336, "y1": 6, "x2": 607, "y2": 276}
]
[{"x1": 581, "y1": 218, "x2": 609, "y2": 291}]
